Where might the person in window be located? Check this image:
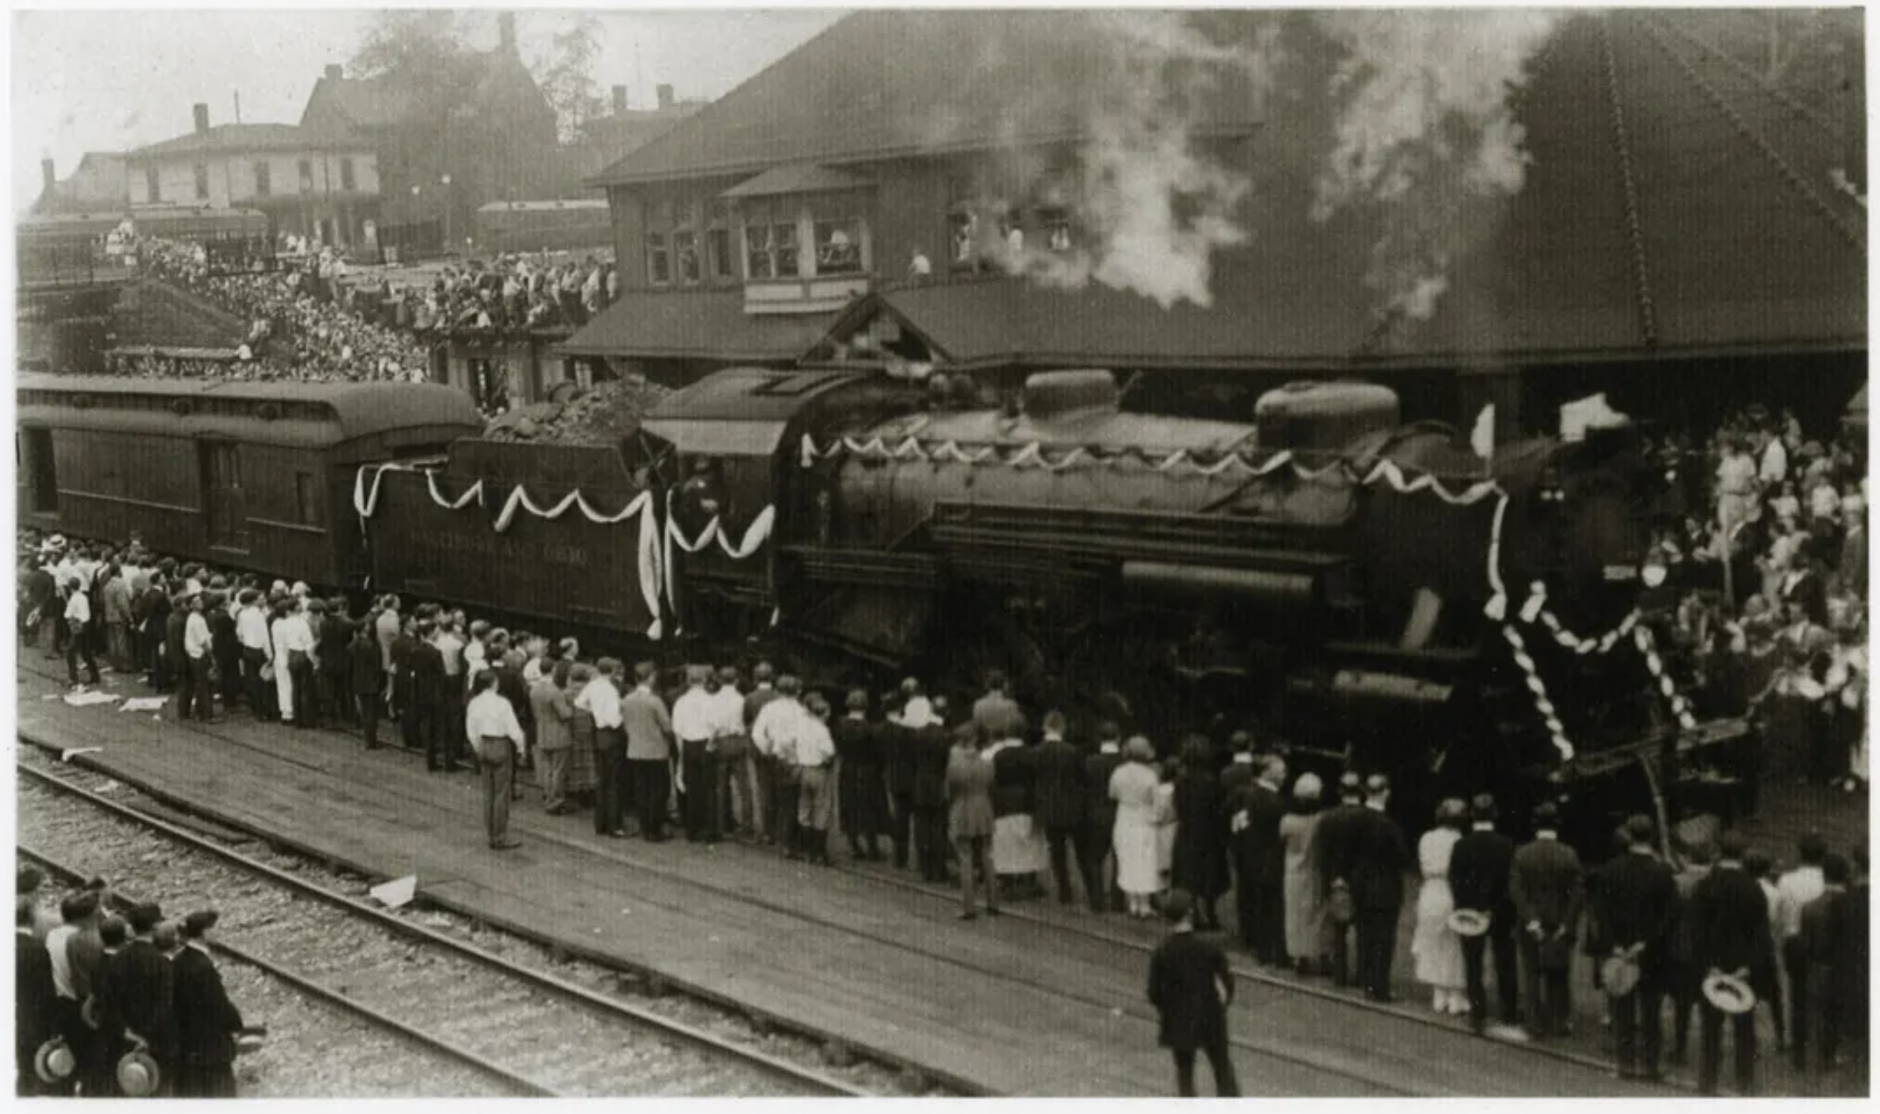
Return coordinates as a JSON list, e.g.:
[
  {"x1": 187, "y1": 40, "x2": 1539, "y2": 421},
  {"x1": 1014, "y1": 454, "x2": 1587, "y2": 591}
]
[{"x1": 908, "y1": 246, "x2": 932, "y2": 281}]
